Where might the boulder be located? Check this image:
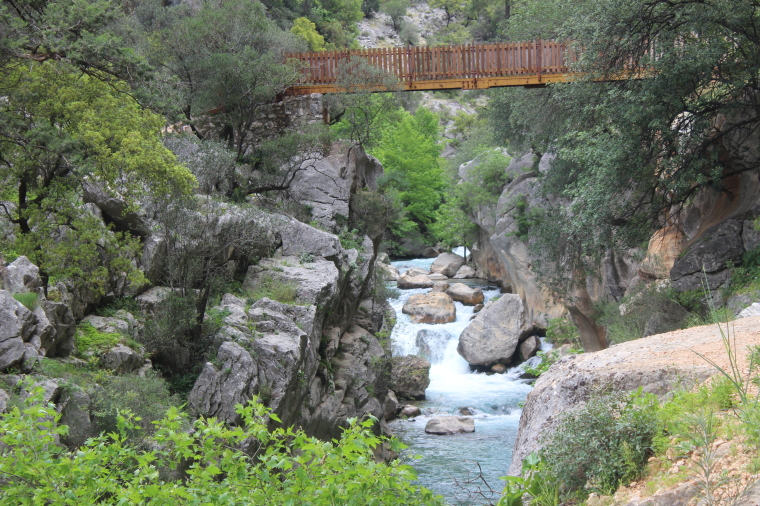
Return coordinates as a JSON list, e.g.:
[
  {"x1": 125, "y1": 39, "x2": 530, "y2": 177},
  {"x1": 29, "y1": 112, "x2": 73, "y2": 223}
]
[
  {"x1": 642, "y1": 299, "x2": 689, "y2": 337},
  {"x1": 377, "y1": 263, "x2": 400, "y2": 281},
  {"x1": 421, "y1": 247, "x2": 440, "y2": 258},
  {"x1": 459, "y1": 407, "x2": 476, "y2": 415},
  {"x1": 406, "y1": 267, "x2": 430, "y2": 277},
  {"x1": 57, "y1": 389, "x2": 94, "y2": 449},
  {"x1": 424, "y1": 416, "x2": 475, "y2": 435},
  {"x1": 415, "y1": 329, "x2": 450, "y2": 363},
  {"x1": 431, "y1": 281, "x2": 450, "y2": 293},
  {"x1": 188, "y1": 341, "x2": 258, "y2": 425},
  {"x1": 399, "y1": 404, "x2": 421, "y2": 417},
  {"x1": 457, "y1": 294, "x2": 532, "y2": 367},
  {"x1": 402, "y1": 292, "x2": 456, "y2": 324},
  {"x1": 383, "y1": 390, "x2": 399, "y2": 421},
  {"x1": 243, "y1": 257, "x2": 340, "y2": 308},
  {"x1": 1, "y1": 256, "x2": 41, "y2": 293},
  {"x1": 739, "y1": 303, "x2": 760, "y2": 318},
  {"x1": 377, "y1": 252, "x2": 391, "y2": 264},
  {"x1": 428, "y1": 273, "x2": 448, "y2": 281},
  {"x1": 0, "y1": 290, "x2": 36, "y2": 371},
  {"x1": 276, "y1": 217, "x2": 343, "y2": 261},
  {"x1": 507, "y1": 317, "x2": 760, "y2": 475},
  {"x1": 453, "y1": 265, "x2": 477, "y2": 279},
  {"x1": 473, "y1": 303, "x2": 484, "y2": 313},
  {"x1": 38, "y1": 301, "x2": 76, "y2": 357},
  {"x1": 392, "y1": 355, "x2": 431, "y2": 400},
  {"x1": 396, "y1": 273, "x2": 434, "y2": 289},
  {"x1": 519, "y1": 336, "x2": 541, "y2": 361},
  {"x1": 83, "y1": 183, "x2": 151, "y2": 237},
  {"x1": 445, "y1": 283, "x2": 484, "y2": 305},
  {"x1": 0, "y1": 388, "x2": 8, "y2": 413},
  {"x1": 430, "y1": 253, "x2": 466, "y2": 277},
  {"x1": 100, "y1": 344, "x2": 145, "y2": 374},
  {"x1": 639, "y1": 226, "x2": 686, "y2": 280},
  {"x1": 135, "y1": 286, "x2": 173, "y2": 314},
  {"x1": 82, "y1": 315, "x2": 130, "y2": 337}
]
